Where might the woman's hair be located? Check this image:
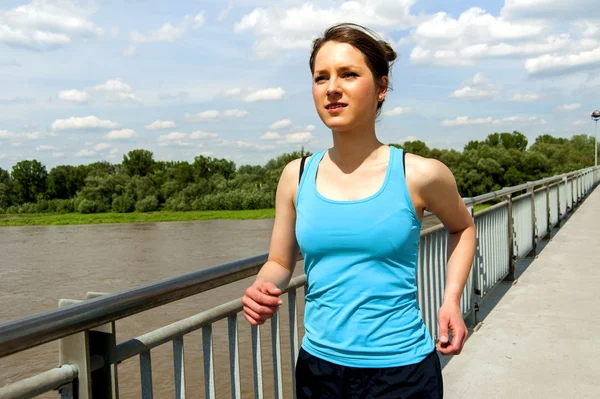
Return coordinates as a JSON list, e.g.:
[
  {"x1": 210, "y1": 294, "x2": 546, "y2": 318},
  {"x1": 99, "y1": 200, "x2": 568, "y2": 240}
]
[{"x1": 309, "y1": 23, "x2": 398, "y2": 115}]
